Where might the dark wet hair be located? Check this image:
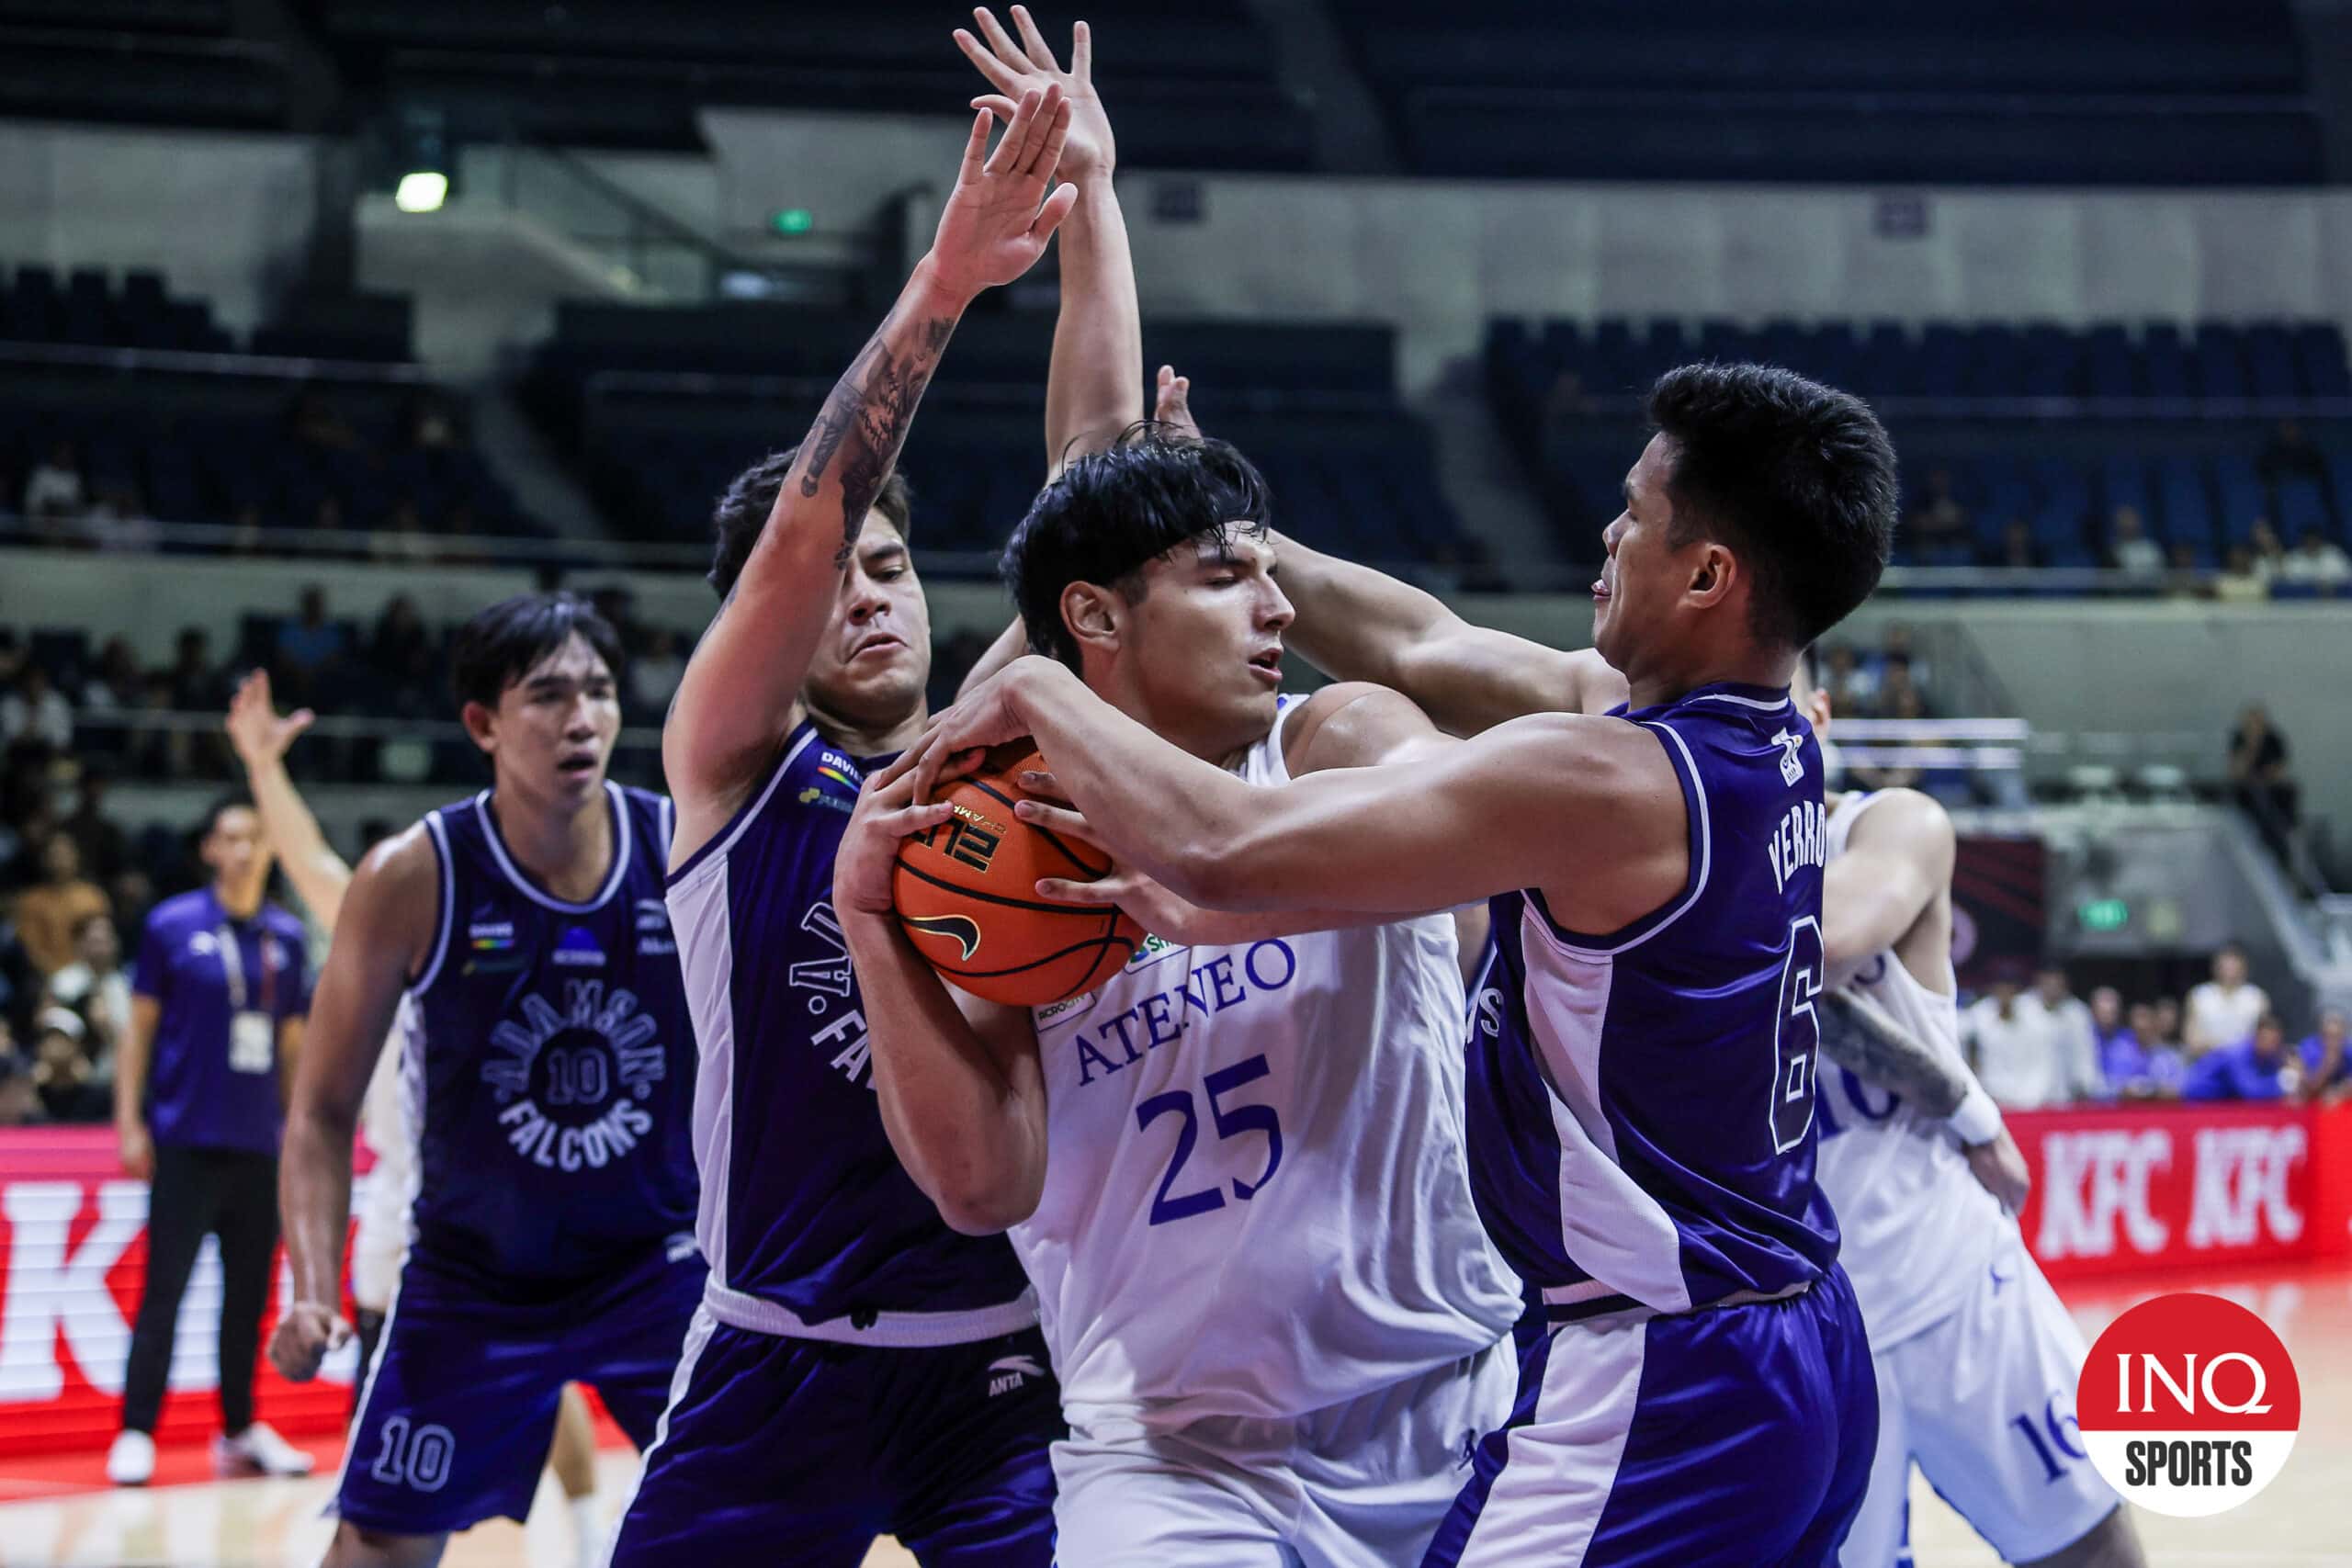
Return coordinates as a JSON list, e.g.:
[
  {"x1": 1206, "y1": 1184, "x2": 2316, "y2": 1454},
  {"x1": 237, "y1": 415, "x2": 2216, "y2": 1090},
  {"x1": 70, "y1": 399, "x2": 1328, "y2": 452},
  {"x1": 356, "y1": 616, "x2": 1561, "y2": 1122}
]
[
  {"x1": 1646, "y1": 363, "x2": 1897, "y2": 649},
  {"x1": 707, "y1": 447, "x2": 914, "y2": 599},
  {"x1": 447, "y1": 592, "x2": 622, "y2": 710},
  {"x1": 1001, "y1": 427, "x2": 1272, "y2": 670}
]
